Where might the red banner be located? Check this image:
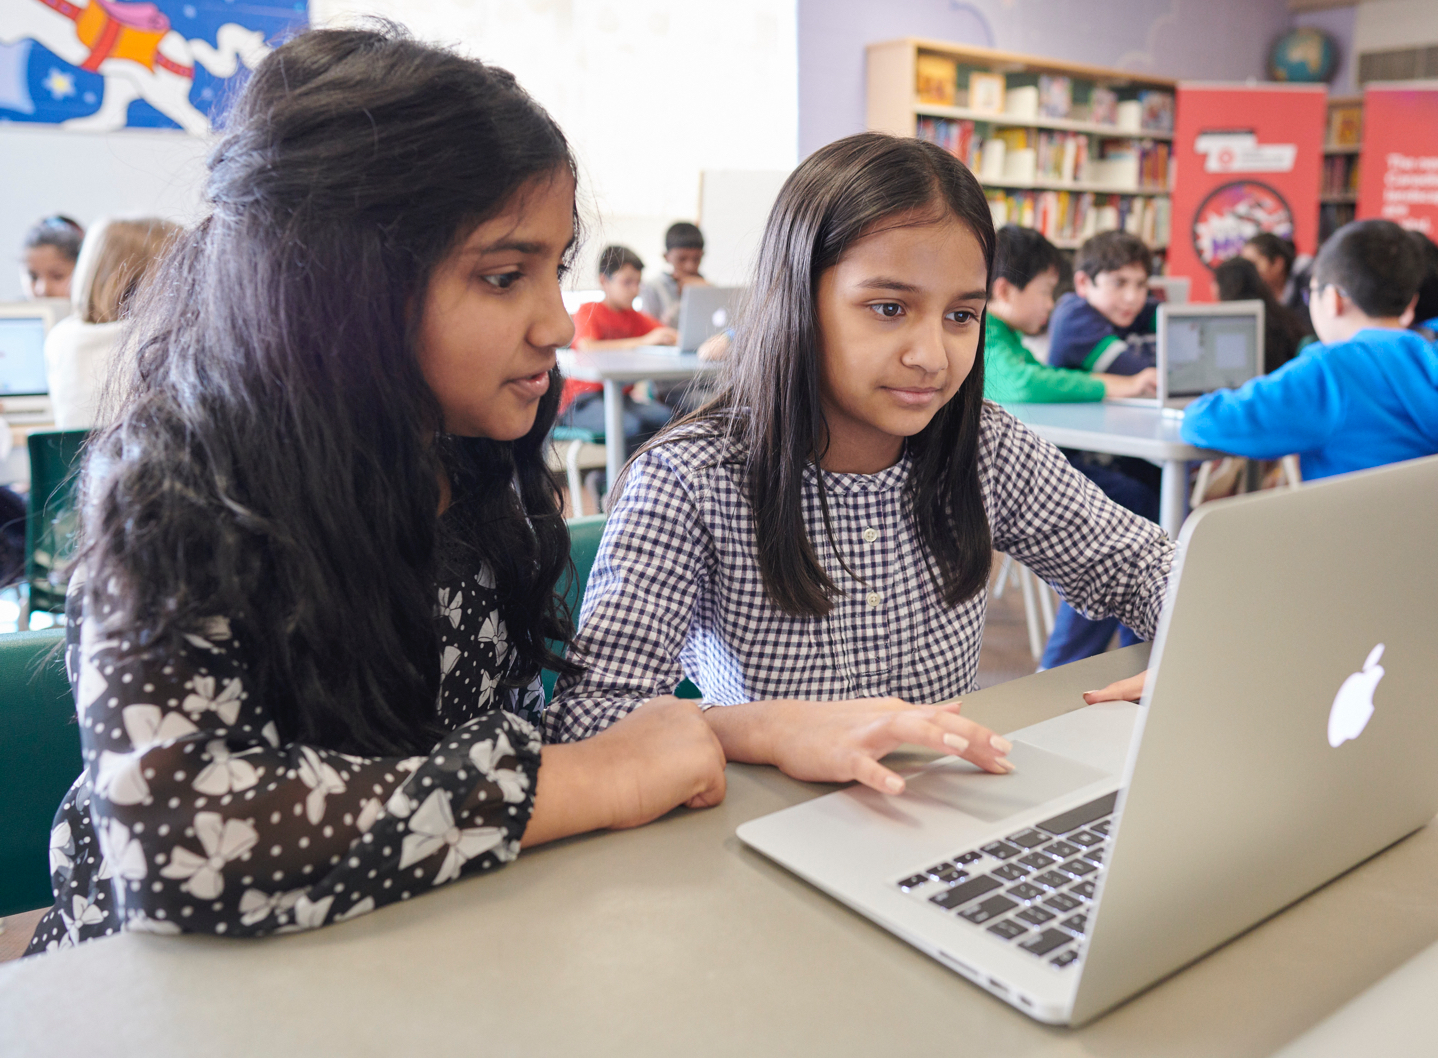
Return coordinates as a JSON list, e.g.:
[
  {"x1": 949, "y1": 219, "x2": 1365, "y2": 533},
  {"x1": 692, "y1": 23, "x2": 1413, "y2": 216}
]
[
  {"x1": 1168, "y1": 84, "x2": 1327, "y2": 302},
  {"x1": 1357, "y1": 83, "x2": 1438, "y2": 237}
]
